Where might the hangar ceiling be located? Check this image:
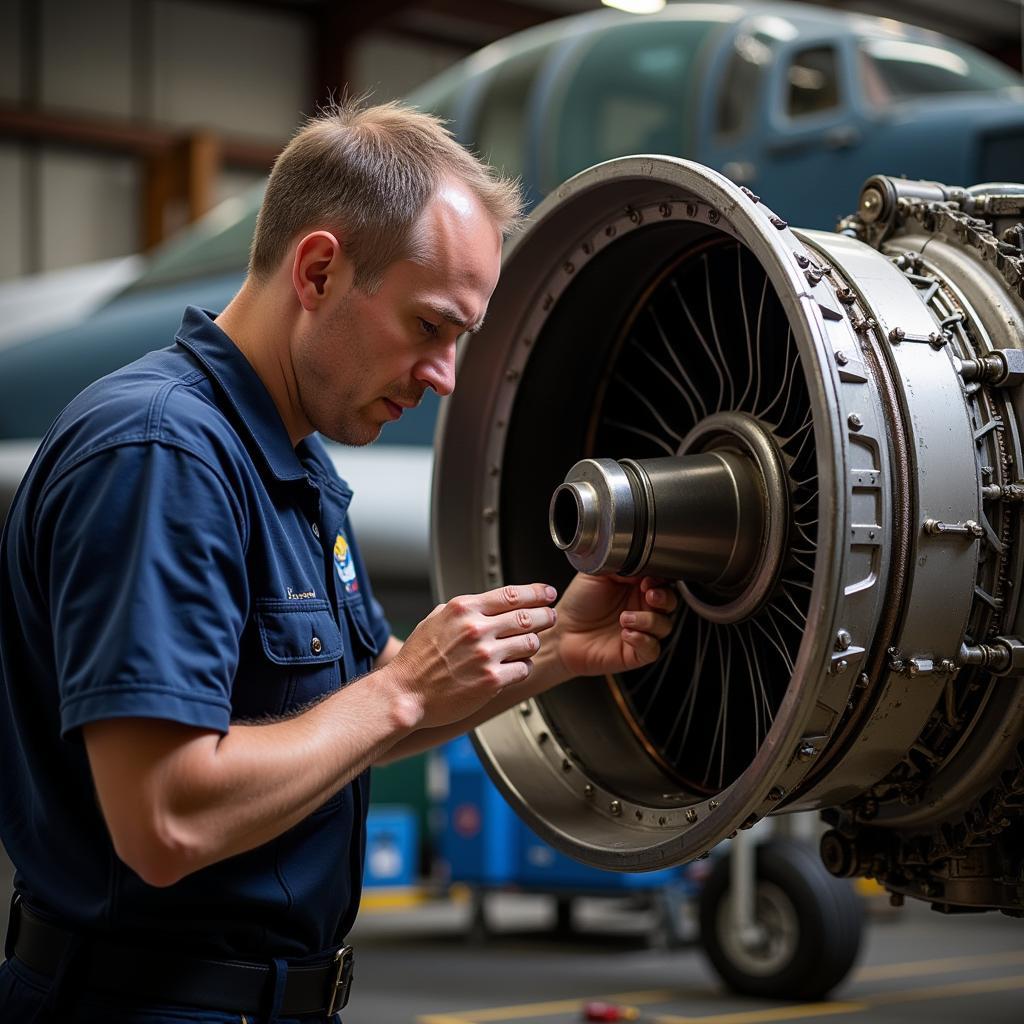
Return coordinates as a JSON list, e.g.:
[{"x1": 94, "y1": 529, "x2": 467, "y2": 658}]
[{"x1": 319, "y1": 0, "x2": 1020, "y2": 66}]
